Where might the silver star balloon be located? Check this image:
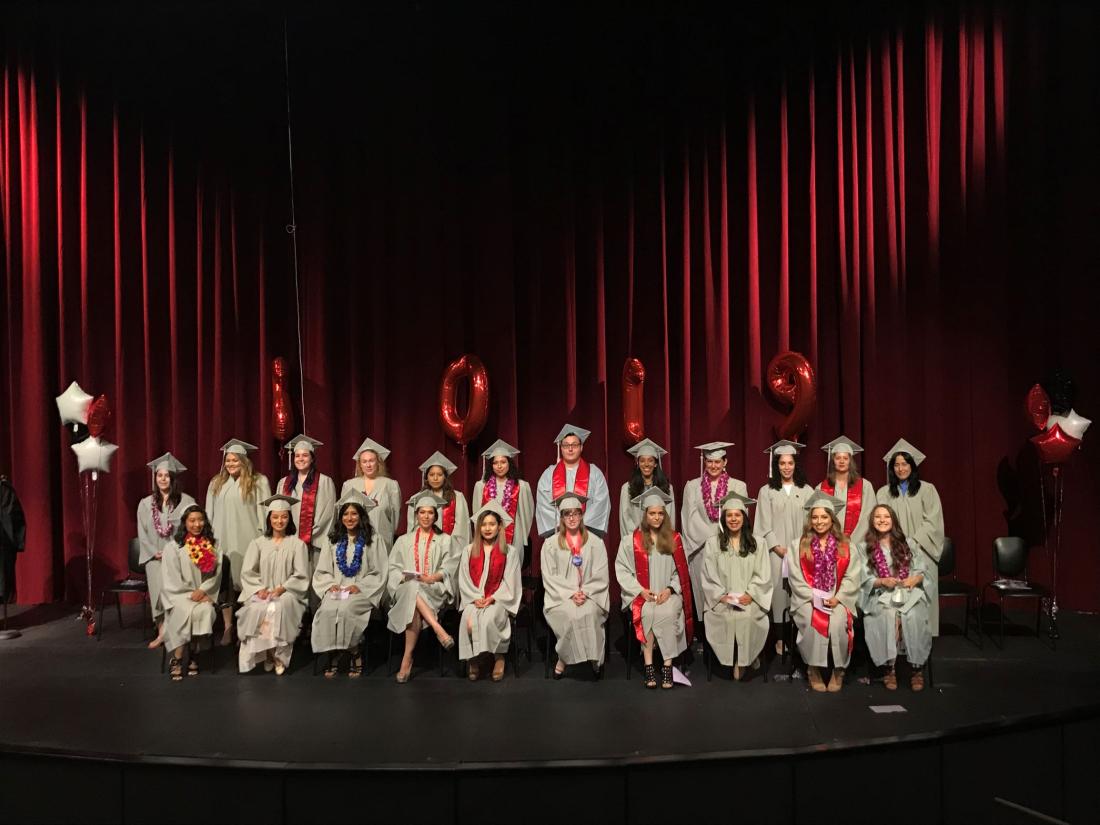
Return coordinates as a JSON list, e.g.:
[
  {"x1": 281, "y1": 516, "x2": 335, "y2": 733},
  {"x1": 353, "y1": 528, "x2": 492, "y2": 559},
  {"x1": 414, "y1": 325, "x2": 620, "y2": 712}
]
[
  {"x1": 55, "y1": 381, "x2": 93, "y2": 426},
  {"x1": 71, "y1": 436, "x2": 118, "y2": 474},
  {"x1": 1047, "y1": 409, "x2": 1091, "y2": 441}
]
